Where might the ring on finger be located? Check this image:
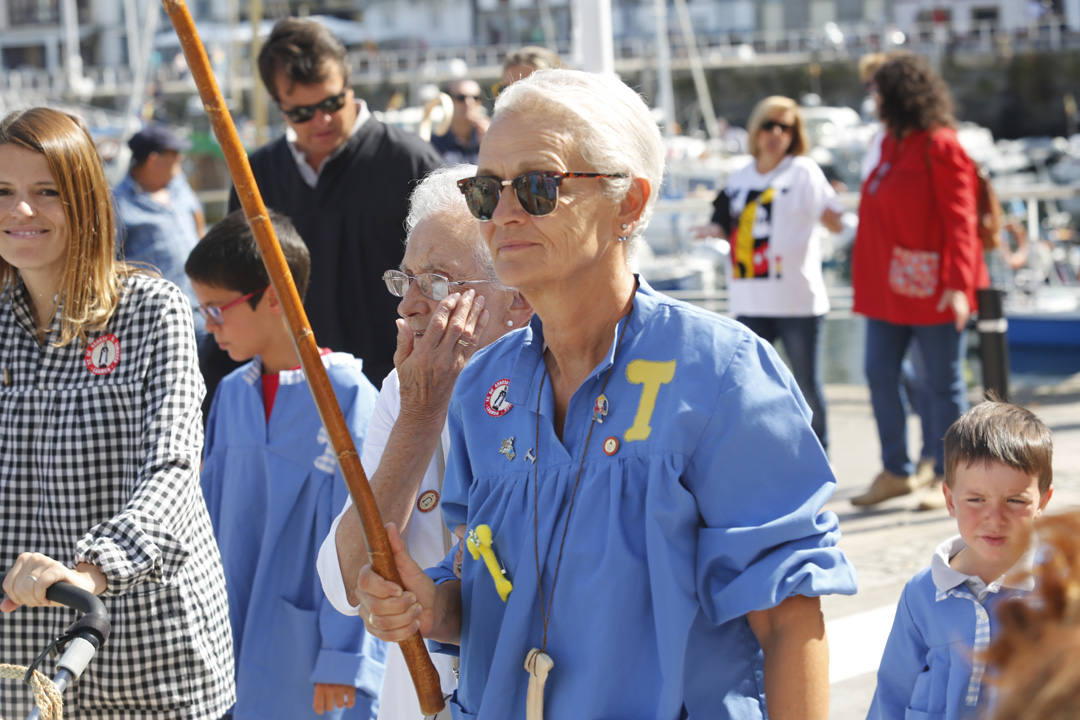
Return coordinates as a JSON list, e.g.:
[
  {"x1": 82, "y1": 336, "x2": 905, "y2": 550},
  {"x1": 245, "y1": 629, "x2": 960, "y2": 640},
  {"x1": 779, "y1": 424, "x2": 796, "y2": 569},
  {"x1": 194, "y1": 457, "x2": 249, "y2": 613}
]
[{"x1": 456, "y1": 338, "x2": 472, "y2": 348}]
